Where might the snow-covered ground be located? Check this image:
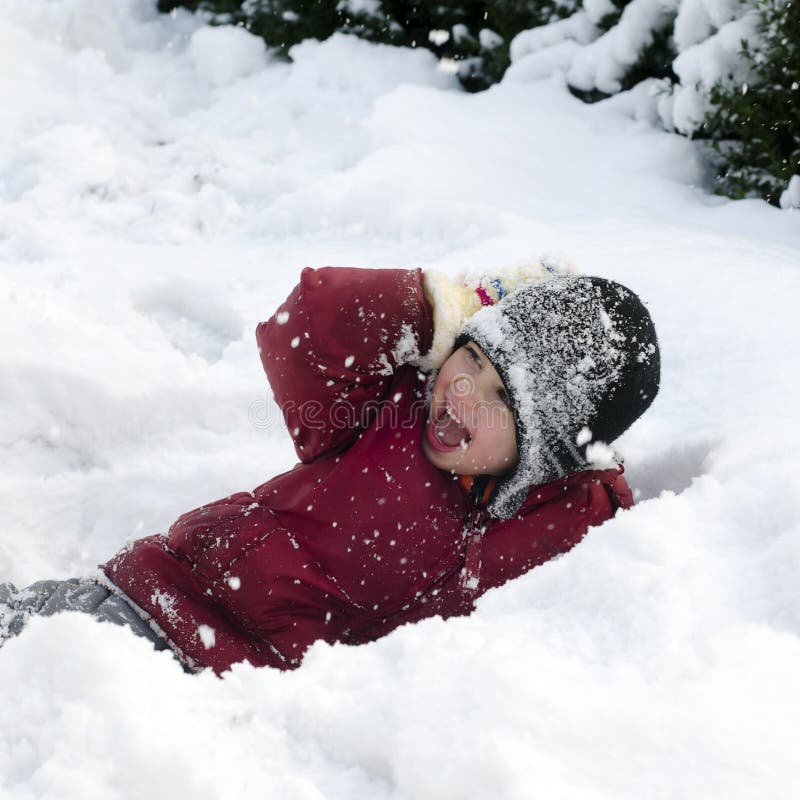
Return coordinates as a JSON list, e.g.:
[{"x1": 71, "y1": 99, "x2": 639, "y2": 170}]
[{"x1": 2, "y1": 1, "x2": 799, "y2": 797}]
